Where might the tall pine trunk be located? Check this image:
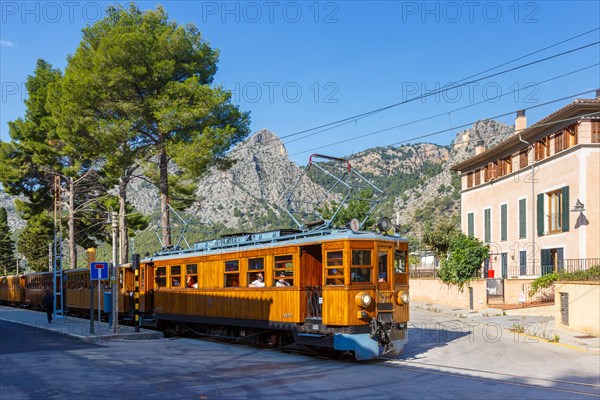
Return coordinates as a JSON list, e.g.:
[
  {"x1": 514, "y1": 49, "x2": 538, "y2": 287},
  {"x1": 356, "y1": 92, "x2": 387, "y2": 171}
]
[
  {"x1": 67, "y1": 176, "x2": 77, "y2": 269},
  {"x1": 118, "y1": 177, "x2": 128, "y2": 264},
  {"x1": 159, "y1": 147, "x2": 171, "y2": 247}
]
